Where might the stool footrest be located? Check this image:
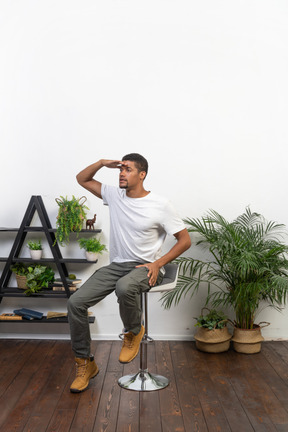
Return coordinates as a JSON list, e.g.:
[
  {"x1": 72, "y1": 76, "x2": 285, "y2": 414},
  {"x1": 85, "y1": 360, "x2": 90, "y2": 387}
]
[{"x1": 118, "y1": 369, "x2": 169, "y2": 391}]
